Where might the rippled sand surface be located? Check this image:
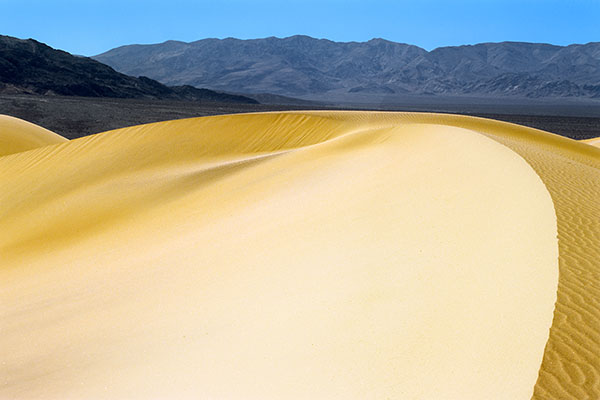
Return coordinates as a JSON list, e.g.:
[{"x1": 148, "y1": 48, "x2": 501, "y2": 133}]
[{"x1": 1, "y1": 112, "x2": 598, "y2": 399}]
